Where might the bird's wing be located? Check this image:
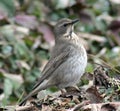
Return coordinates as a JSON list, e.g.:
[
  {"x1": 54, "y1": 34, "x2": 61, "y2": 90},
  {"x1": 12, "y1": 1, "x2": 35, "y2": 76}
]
[{"x1": 32, "y1": 51, "x2": 70, "y2": 90}]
